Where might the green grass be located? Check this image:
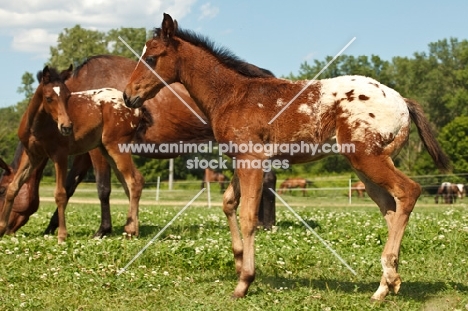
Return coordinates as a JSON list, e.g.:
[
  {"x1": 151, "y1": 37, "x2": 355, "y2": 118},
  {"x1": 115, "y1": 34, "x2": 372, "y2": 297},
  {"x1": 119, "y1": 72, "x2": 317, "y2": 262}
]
[{"x1": 1, "y1": 185, "x2": 467, "y2": 310}]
